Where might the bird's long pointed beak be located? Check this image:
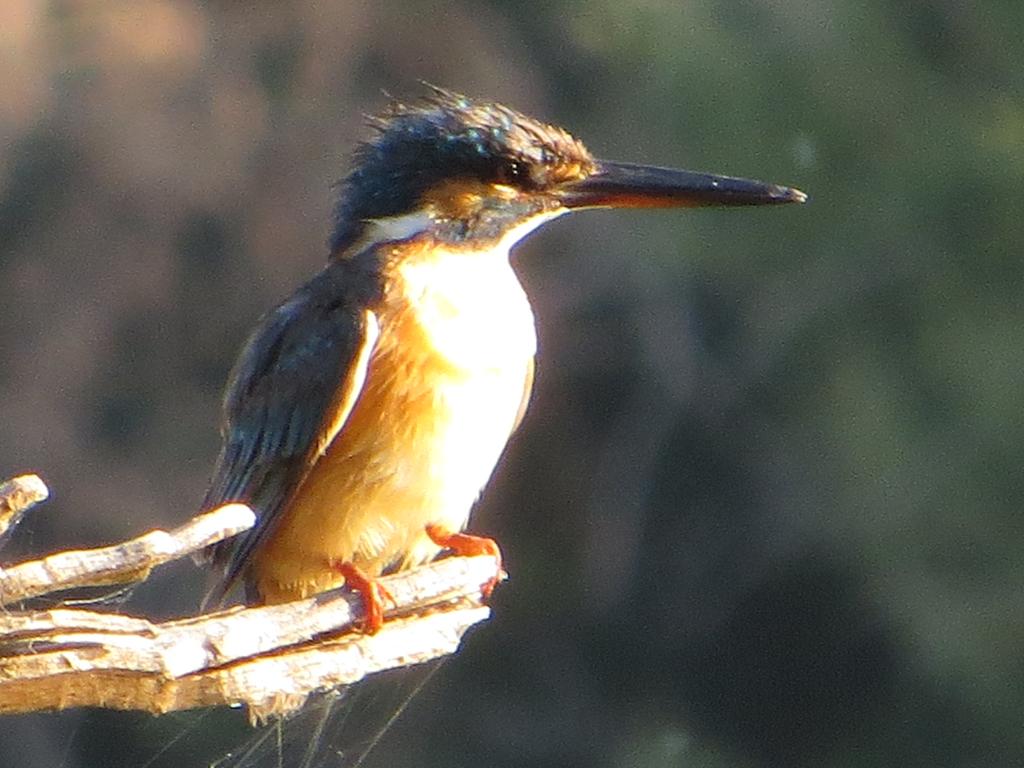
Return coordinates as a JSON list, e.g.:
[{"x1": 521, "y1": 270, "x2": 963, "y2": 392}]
[{"x1": 560, "y1": 160, "x2": 807, "y2": 209}]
